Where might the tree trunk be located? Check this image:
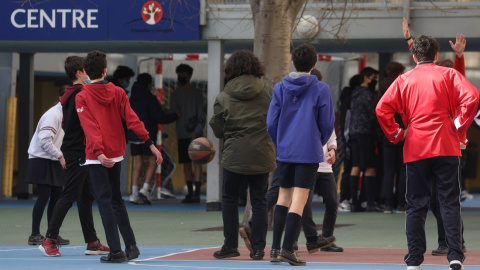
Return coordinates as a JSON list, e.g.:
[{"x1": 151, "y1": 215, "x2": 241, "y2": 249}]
[{"x1": 250, "y1": 0, "x2": 307, "y2": 87}]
